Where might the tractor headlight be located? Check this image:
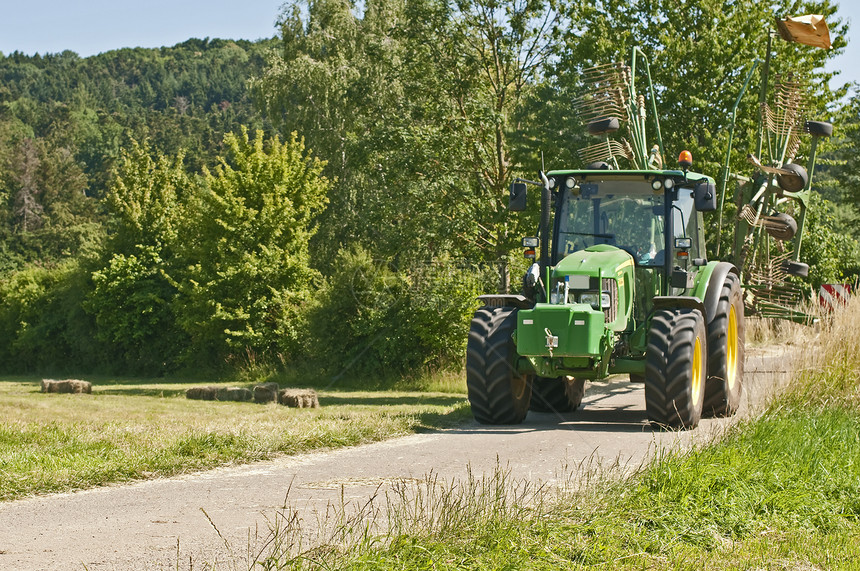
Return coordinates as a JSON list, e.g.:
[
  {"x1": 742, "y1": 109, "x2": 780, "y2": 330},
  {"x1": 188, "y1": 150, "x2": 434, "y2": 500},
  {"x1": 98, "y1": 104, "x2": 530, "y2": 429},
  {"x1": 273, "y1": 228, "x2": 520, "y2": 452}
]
[
  {"x1": 580, "y1": 292, "x2": 611, "y2": 310},
  {"x1": 675, "y1": 237, "x2": 692, "y2": 249}
]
